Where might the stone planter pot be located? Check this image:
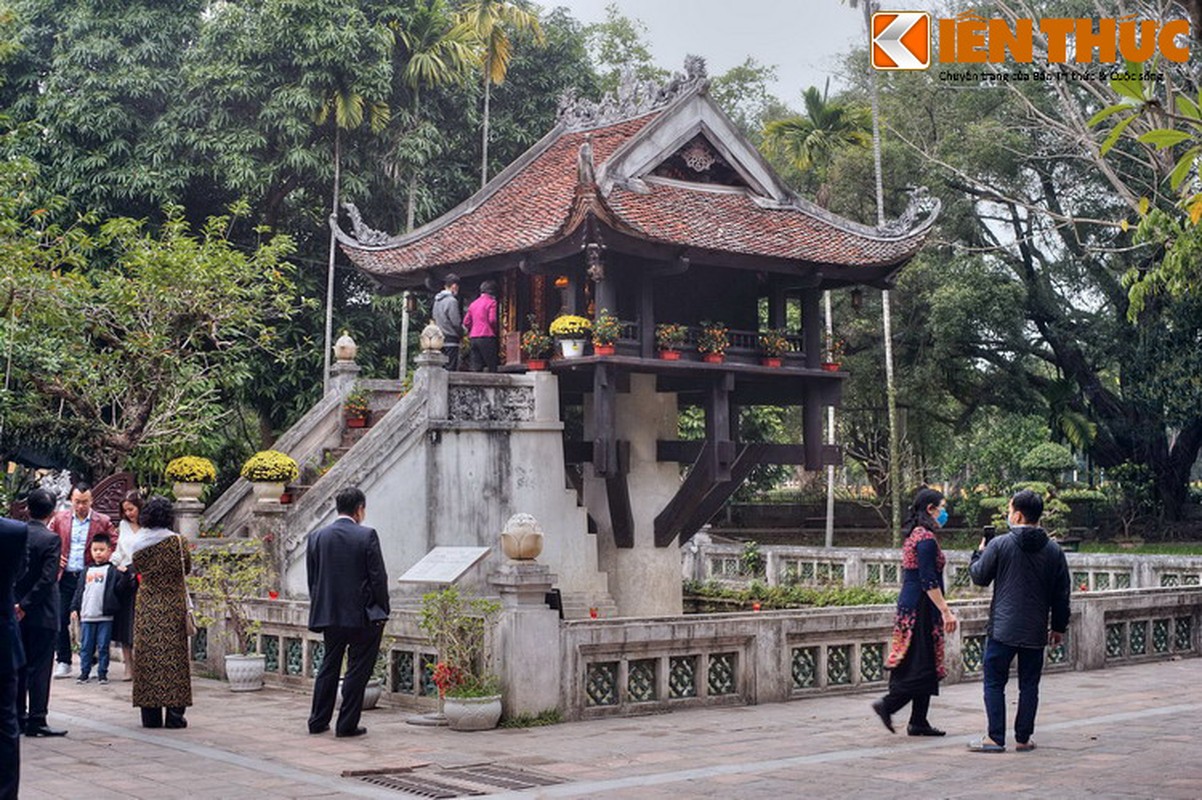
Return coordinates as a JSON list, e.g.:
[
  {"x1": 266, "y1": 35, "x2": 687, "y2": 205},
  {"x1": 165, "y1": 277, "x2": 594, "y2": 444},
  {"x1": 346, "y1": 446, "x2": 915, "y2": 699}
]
[
  {"x1": 249, "y1": 481, "x2": 285, "y2": 503},
  {"x1": 225, "y1": 653, "x2": 267, "y2": 692},
  {"x1": 443, "y1": 694, "x2": 502, "y2": 731},
  {"x1": 172, "y1": 481, "x2": 206, "y2": 501},
  {"x1": 337, "y1": 677, "x2": 383, "y2": 710},
  {"x1": 558, "y1": 339, "x2": 586, "y2": 358}
]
